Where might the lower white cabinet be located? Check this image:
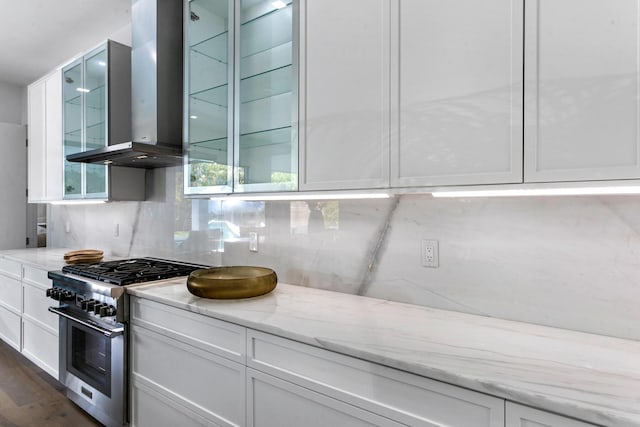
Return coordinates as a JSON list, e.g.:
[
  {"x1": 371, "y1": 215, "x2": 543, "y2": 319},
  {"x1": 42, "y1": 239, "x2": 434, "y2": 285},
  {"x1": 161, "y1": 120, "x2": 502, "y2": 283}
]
[
  {"x1": 0, "y1": 263, "x2": 23, "y2": 351},
  {"x1": 506, "y1": 402, "x2": 598, "y2": 427},
  {"x1": 247, "y1": 329, "x2": 504, "y2": 427},
  {"x1": 130, "y1": 297, "x2": 246, "y2": 427},
  {"x1": 247, "y1": 368, "x2": 403, "y2": 427},
  {"x1": 21, "y1": 265, "x2": 59, "y2": 378},
  {"x1": 0, "y1": 259, "x2": 59, "y2": 379},
  {"x1": 129, "y1": 296, "x2": 601, "y2": 427},
  {"x1": 0, "y1": 305, "x2": 21, "y2": 351}
]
